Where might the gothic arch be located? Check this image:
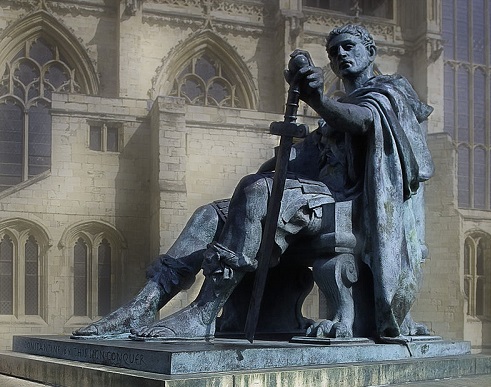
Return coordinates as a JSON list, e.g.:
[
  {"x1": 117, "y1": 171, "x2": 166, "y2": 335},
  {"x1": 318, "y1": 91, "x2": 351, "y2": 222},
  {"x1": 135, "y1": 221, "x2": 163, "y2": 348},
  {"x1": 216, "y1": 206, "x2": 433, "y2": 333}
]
[
  {"x1": 464, "y1": 230, "x2": 491, "y2": 318},
  {"x1": 0, "y1": 217, "x2": 51, "y2": 319},
  {"x1": 0, "y1": 217, "x2": 52, "y2": 247},
  {"x1": 60, "y1": 220, "x2": 126, "y2": 319},
  {"x1": 0, "y1": 9, "x2": 99, "y2": 95},
  {"x1": 59, "y1": 220, "x2": 126, "y2": 250},
  {"x1": 151, "y1": 30, "x2": 258, "y2": 109}
]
